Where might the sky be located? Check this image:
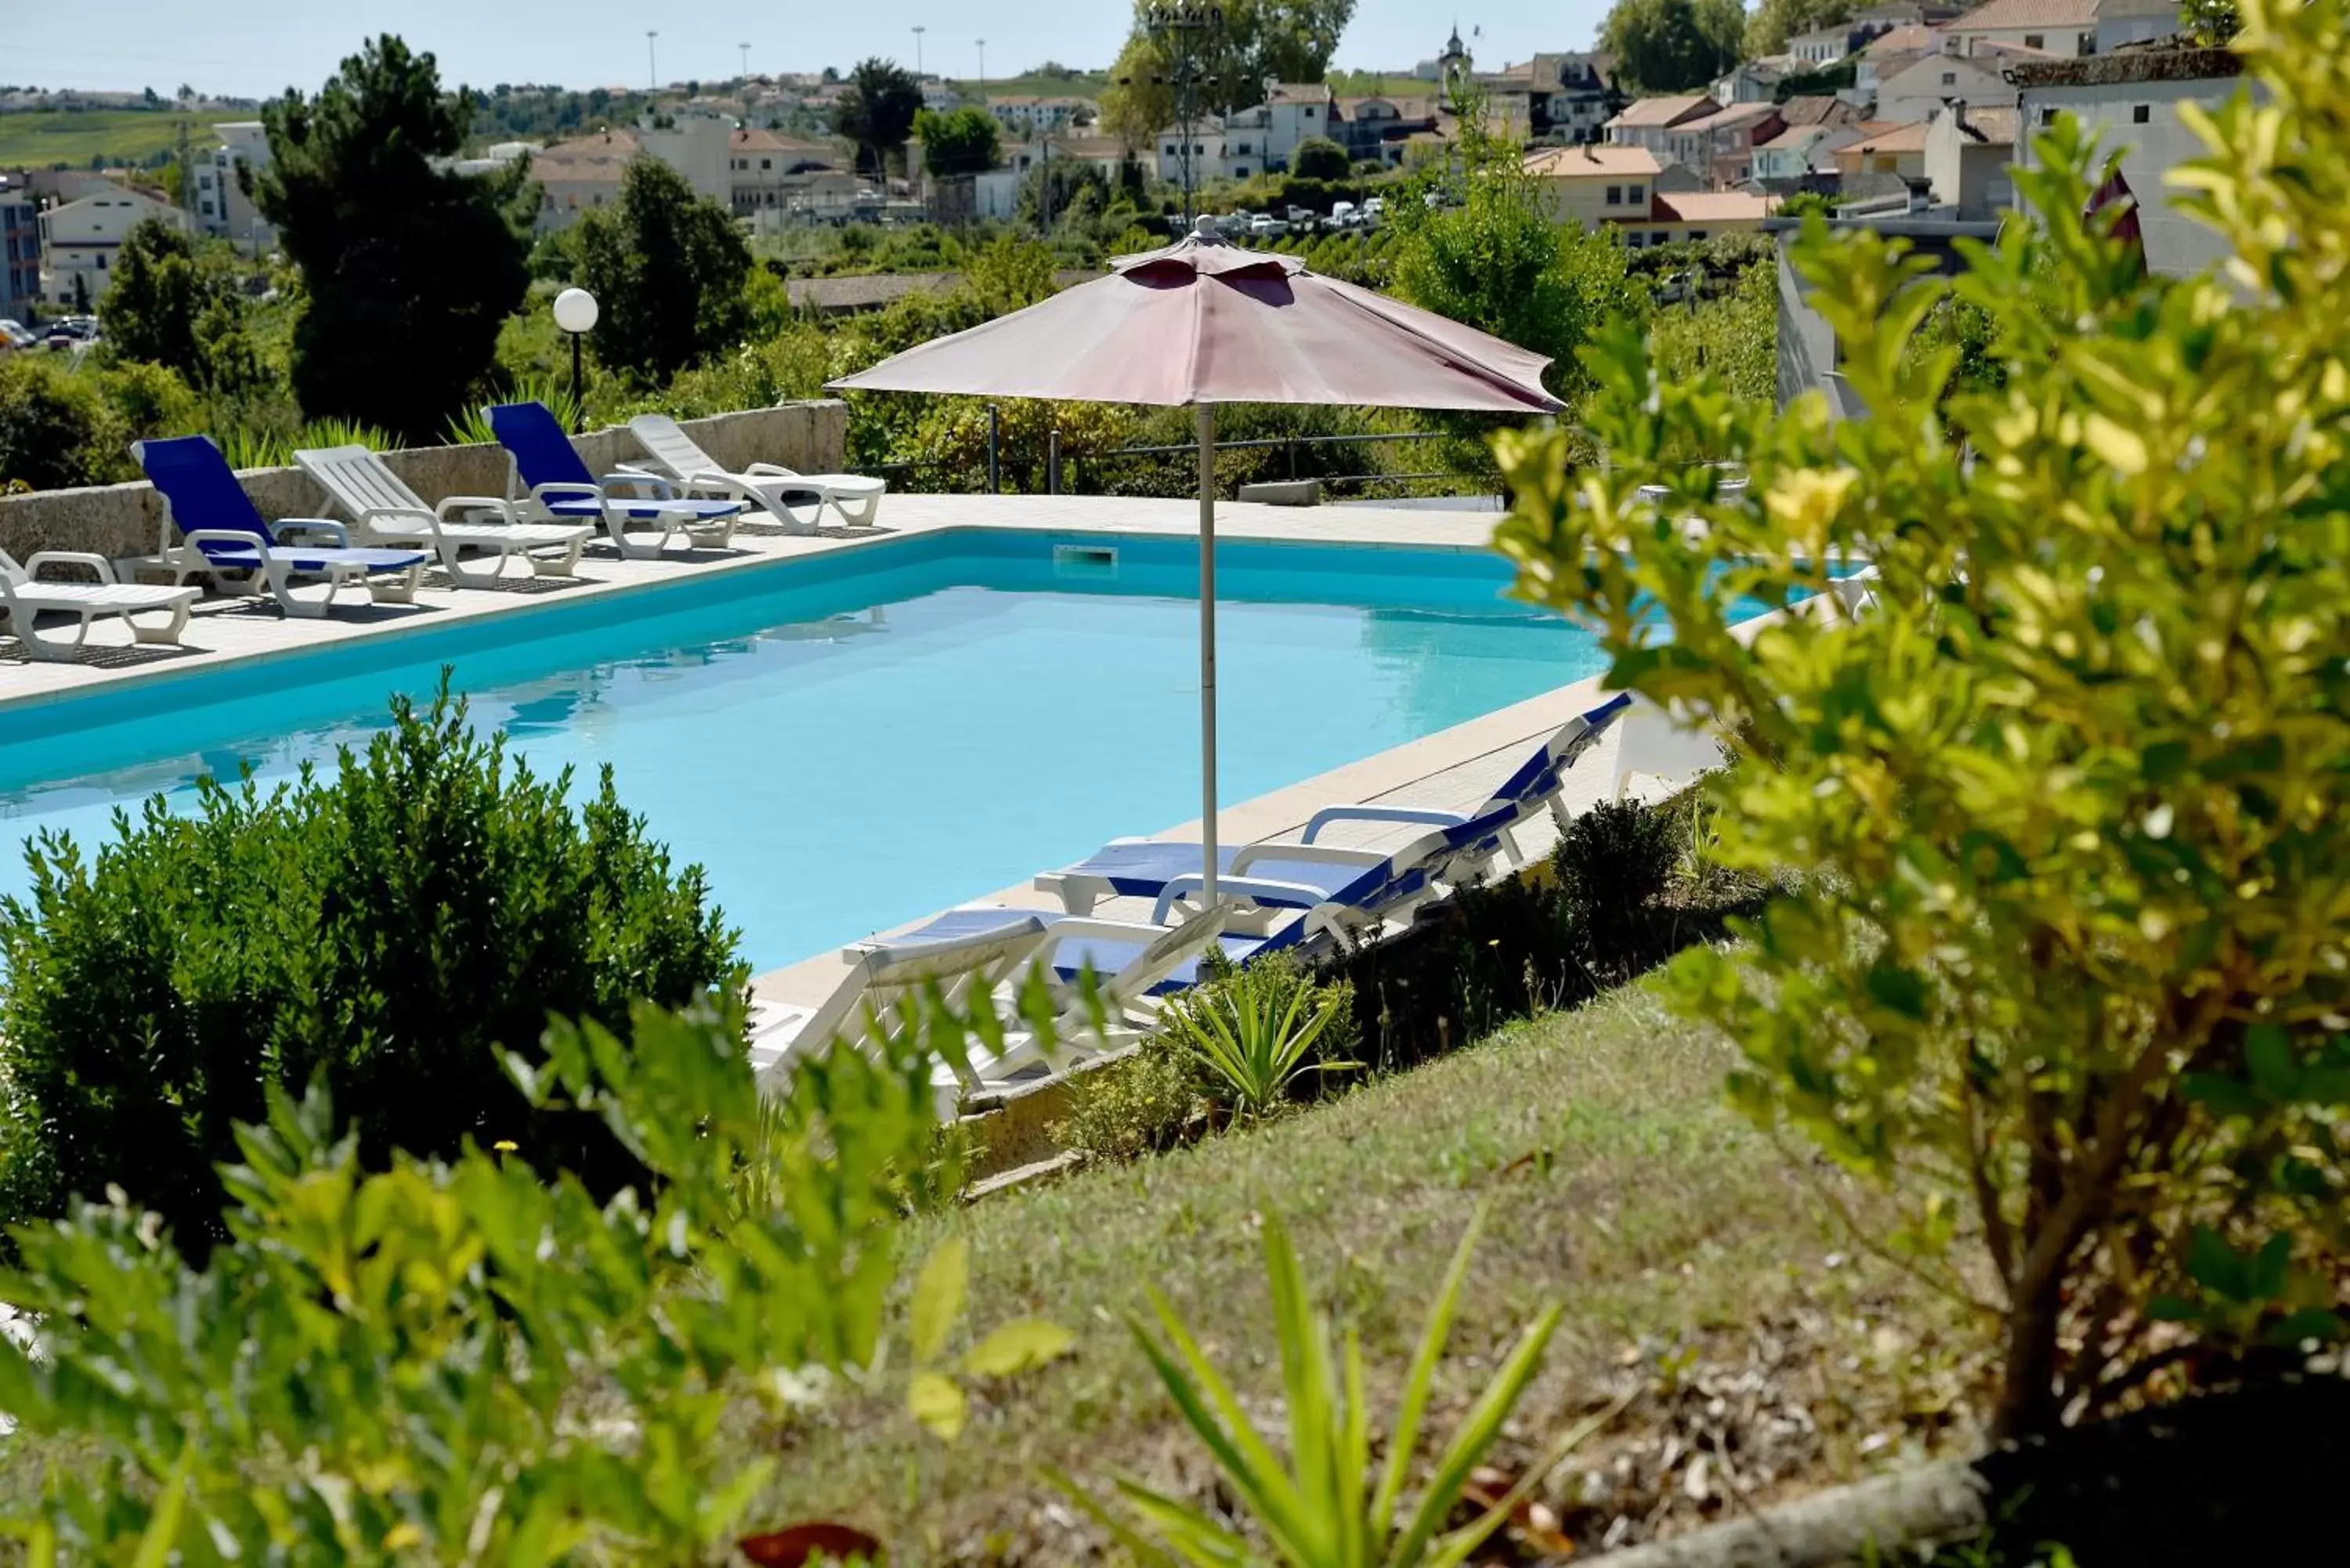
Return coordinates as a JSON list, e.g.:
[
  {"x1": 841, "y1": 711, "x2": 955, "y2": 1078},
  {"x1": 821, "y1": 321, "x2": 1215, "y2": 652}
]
[{"x1": 9, "y1": 1, "x2": 1617, "y2": 101}]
